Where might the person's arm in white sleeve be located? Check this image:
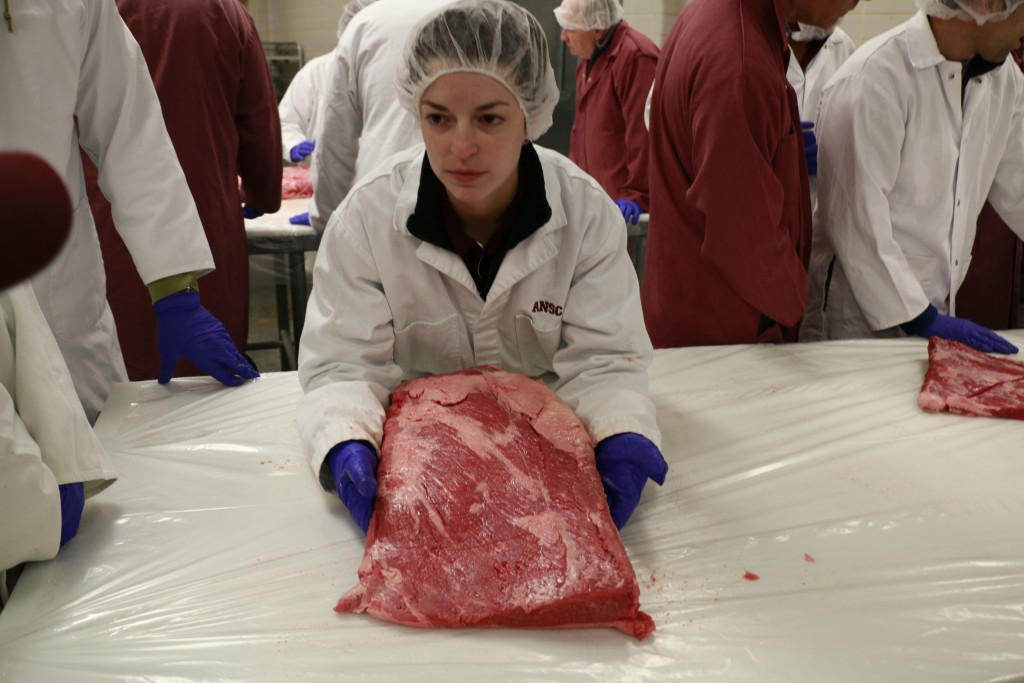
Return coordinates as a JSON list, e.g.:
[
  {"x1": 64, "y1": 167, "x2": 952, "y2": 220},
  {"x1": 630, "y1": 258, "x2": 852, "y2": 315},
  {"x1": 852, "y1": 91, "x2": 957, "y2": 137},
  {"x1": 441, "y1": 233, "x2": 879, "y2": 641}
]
[
  {"x1": 310, "y1": 30, "x2": 365, "y2": 234},
  {"x1": 279, "y1": 63, "x2": 317, "y2": 162},
  {"x1": 75, "y1": 0, "x2": 214, "y2": 284},
  {"x1": 296, "y1": 198, "x2": 402, "y2": 487},
  {"x1": 551, "y1": 185, "x2": 661, "y2": 449},
  {"x1": 0, "y1": 284, "x2": 116, "y2": 573},
  {"x1": 0, "y1": 387, "x2": 61, "y2": 572}
]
